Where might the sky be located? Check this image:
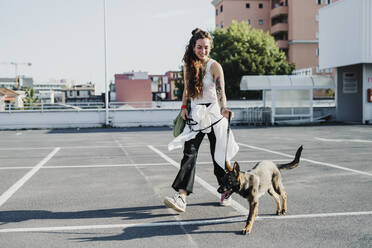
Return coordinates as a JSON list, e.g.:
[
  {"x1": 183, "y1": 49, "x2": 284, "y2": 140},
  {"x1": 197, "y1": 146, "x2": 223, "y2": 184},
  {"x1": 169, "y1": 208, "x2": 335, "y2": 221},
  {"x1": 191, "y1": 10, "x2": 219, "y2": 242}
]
[{"x1": 0, "y1": 0, "x2": 215, "y2": 93}]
